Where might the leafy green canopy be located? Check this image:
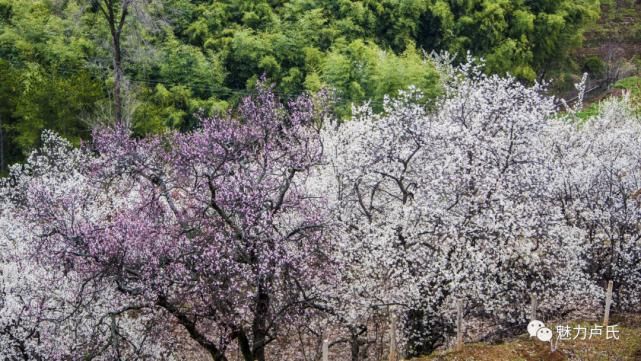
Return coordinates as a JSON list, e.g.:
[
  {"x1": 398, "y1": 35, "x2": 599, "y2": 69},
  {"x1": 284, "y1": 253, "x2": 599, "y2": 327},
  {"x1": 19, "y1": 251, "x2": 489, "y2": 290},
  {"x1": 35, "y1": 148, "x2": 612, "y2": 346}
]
[
  {"x1": 419, "y1": 0, "x2": 600, "y2": 82},
  {"x1": 0, "y1": 0, "x2": 600, "y2": 170}
]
